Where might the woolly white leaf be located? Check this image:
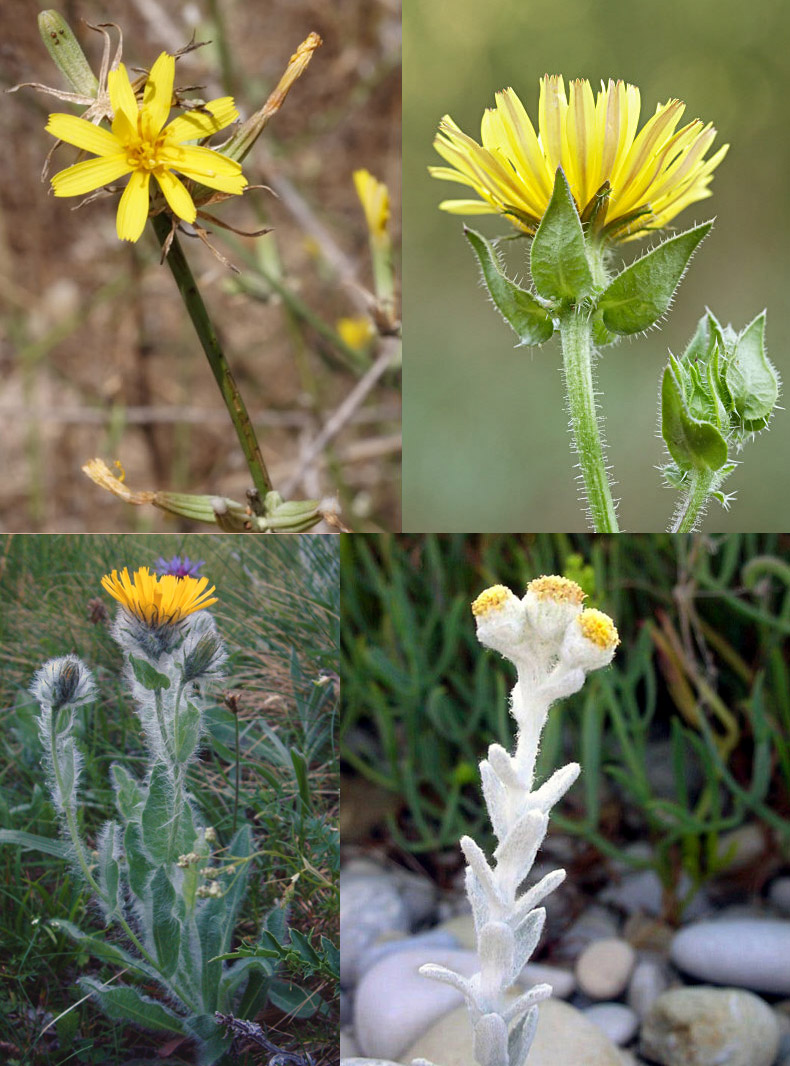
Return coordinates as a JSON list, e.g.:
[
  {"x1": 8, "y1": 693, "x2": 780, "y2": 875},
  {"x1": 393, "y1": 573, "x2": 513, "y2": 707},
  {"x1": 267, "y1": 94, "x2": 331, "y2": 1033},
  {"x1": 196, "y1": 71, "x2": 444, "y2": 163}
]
[
  {"x1": 530, "y1": 762, "x2": 580, "y2": 813},
  {"x1": 486, "y1": 744, "x2": 524, "y2": 791},
  {"x1": 512, "y1": 869, "x2": 566, "y2": 924},
  {"x1": 508, "y1": 1004, "x2": 539, "y2": 1066},
  {"x1": 502, "y1": 982, "x2": 553, "y2": 1024},
  {"x1": 418, "y1": 963, "x2": 471, "y2": 999},
  {"x1": 509, "y1": 907, "x2": 546, "y2": 982},
  {"x1": 478, "y1": 921, "x2": 514, "y2": 1002},
  {"x1": 480, "y1": 760, "x2": 508, "y2": 841},
  {"x1": 493, "y1": 809, "x2": 548, "y2": 889},
  {"x1": 466, "y1": 866, "x2": 491, "y2": 936},
  {"x1": 461, "y1": 836, "x2": 505, "y2": 908},
  {"x1": 473, "y1": 1012, "x2": 509, "y2": 1066}
]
